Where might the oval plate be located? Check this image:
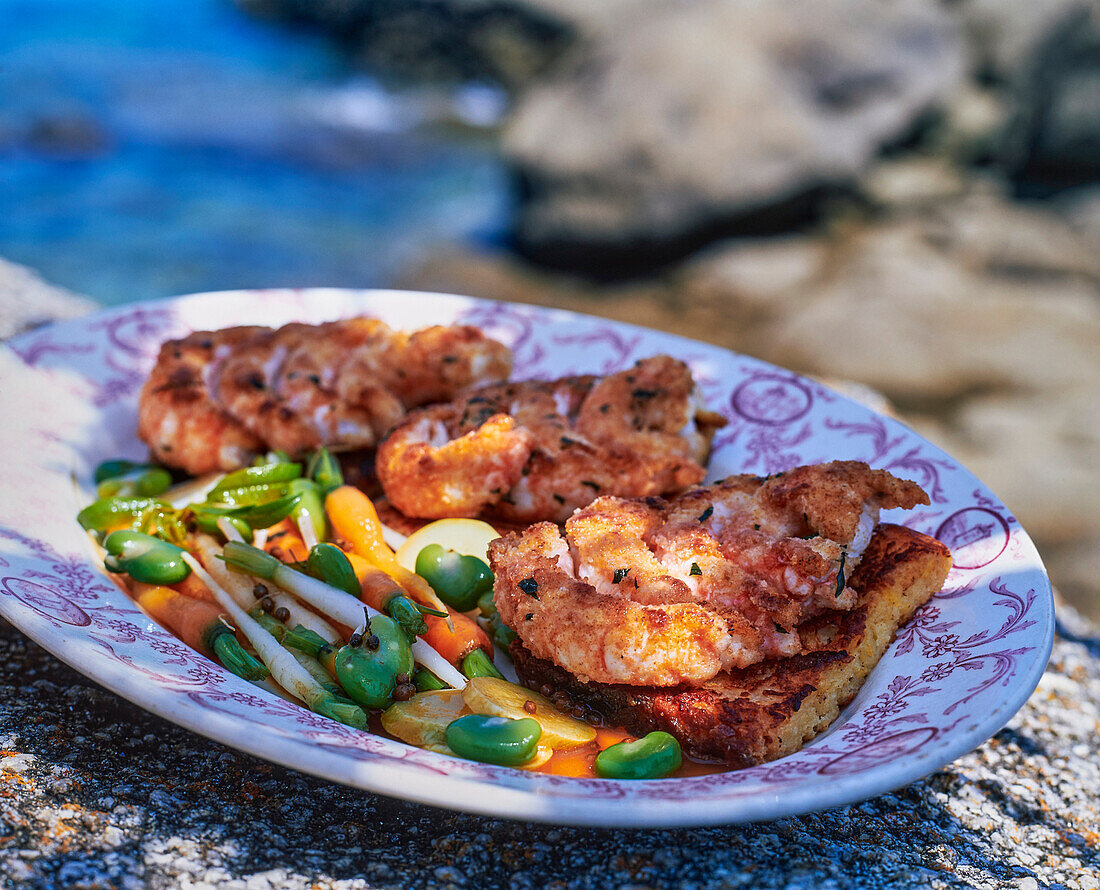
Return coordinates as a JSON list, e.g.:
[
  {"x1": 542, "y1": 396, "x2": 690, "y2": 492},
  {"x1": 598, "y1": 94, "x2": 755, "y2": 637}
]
[{"x1": 0, "y1": 288, "x2": 1053, "y2": 827}]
